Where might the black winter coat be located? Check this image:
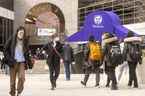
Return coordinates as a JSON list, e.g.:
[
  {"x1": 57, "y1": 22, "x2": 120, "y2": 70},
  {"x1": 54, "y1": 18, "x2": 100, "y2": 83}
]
[
  {"x1": 123, "y1": 37, "x2": 142, "y2": 63},
  {"x1": 3, "y1": 35, "x2": 33, "y2": 69},
  {"x1": 43, "y1": 41, "x2": 63, "y2": 65},
  {"x1": 103, "y1": 37, "x2": 119, "y2": 67}
]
